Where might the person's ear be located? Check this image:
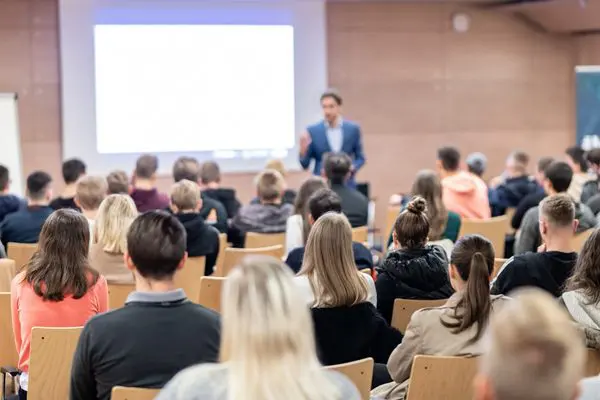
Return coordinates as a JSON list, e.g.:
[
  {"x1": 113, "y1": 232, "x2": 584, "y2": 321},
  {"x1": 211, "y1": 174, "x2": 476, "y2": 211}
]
[
  {"x1": 449, "y1": 264, "x2": 458, "y2": 281},
  {"x1": 74, "y1": 197, "x2": 81, "y2": 208},
  {"x1": 124, "y1": 252, "x2": 135, "y2": 272},
  {"x1": 170, "y1": 203, "x2": 178, "y2": 214},
  {"x1": 392, "y1": 231, "x2": 400, "y2": 248},
  {"x1": 435, "y1": 159, "x2": 443, "y2": 172},
  {"x1": 573, "y1": 219, "x2": 580, "y2": 234},
  {"x1": 177, "y1": 252, "x2": 188, "y2": 271},
  {"x1": 473, "y1": 374, "x2": 494, "y2": 400},
  {"x1": 195, "y1": 198, "x2": 203, "y2": 212},
  {"x1": 539, "y1": 219, "x2": 548, "y2": 236},
  {"x1": 308, "y1": 214, "x2": 315, "y2": 226}
]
